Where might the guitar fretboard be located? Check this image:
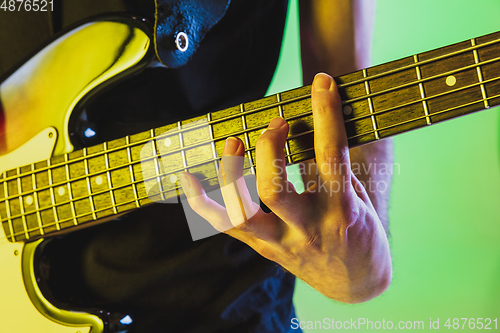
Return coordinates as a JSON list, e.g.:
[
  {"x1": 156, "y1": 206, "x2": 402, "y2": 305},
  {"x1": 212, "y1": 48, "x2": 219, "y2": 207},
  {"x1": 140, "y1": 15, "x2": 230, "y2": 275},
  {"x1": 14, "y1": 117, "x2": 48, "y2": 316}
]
[{"x1": 2, "y1": 30, "x2": 500, "y2": 243}]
